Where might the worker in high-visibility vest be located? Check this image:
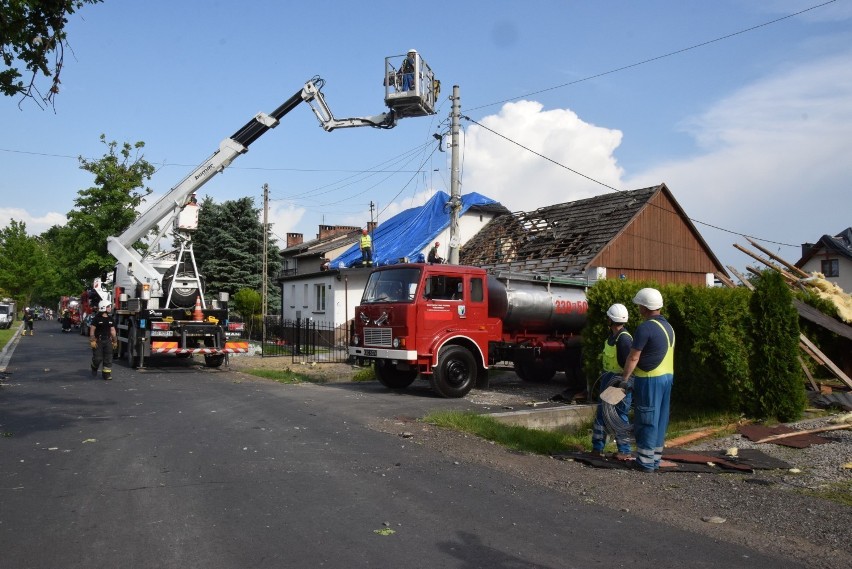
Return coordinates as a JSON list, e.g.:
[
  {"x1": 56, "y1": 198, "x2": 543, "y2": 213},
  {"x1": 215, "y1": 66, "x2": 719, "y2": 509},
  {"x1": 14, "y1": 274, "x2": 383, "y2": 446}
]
[
  {"x1": 621, "y1": 288, "x2": 675, "y2": 473},
  {"x1": 359, "y1": 228, "x2": 373, "y2": 267}
]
